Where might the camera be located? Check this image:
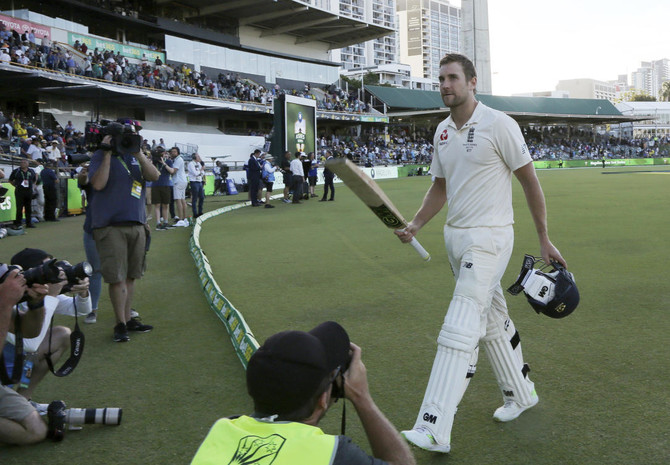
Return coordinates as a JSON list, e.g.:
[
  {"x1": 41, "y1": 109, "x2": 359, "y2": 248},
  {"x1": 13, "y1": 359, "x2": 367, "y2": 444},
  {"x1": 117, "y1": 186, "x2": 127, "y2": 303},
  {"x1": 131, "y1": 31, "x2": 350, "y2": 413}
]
[
  {"x1": 20, "y1": 259, "x2": 63, "y2": 287},
  {"x1": 0, "y1": 259, "x2": 92, "y2": 296},
  {"x1": 47, "y1": 400, "x2": 122, "y2": 441},
  {"x1": 150, "y1": 147, "x2": 166, "y2": 167},
  {"x1": 54, "y1": 260, "x2": 93, "y2": 293},
  {"x1": 85, "y1": 119, "x2": 142, "y2": 155}
]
